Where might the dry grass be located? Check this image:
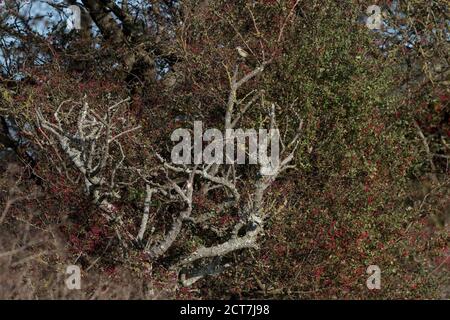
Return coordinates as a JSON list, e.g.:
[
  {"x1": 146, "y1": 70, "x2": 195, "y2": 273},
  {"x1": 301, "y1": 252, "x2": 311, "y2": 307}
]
[{"x1": 0, "y1": 163, "x2": 177, "y2": 300}]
